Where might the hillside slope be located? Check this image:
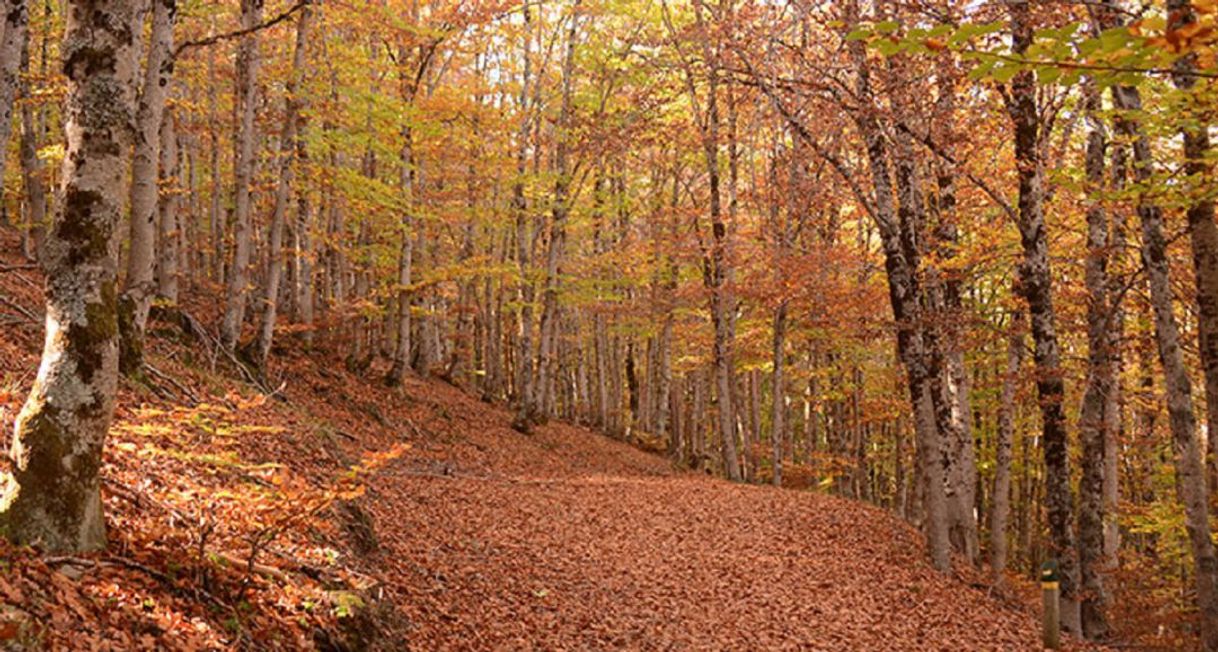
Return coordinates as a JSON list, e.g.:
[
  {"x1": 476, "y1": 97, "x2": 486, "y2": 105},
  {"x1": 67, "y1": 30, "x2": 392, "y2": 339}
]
[{"x1": 0, "y1": 230, "x2": 1094, "y2": 650}]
